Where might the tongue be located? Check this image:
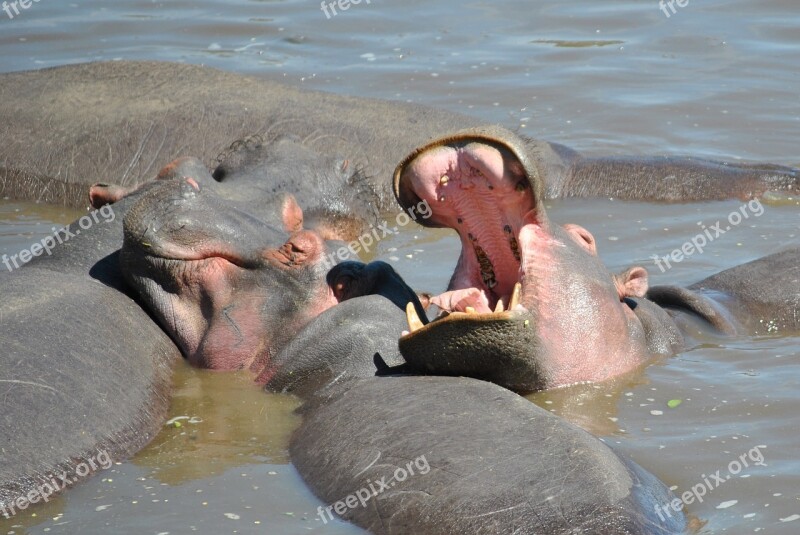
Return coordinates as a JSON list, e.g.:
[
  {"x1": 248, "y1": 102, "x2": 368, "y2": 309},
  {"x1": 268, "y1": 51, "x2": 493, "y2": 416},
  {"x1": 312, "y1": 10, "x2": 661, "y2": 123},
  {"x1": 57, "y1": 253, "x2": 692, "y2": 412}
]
[
  {"x1": 431, "y1": 288, "x2": 492, "y2": 313},
  {"x1": 431, "y1": 282, "x2": 523, "y2": 314}
]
